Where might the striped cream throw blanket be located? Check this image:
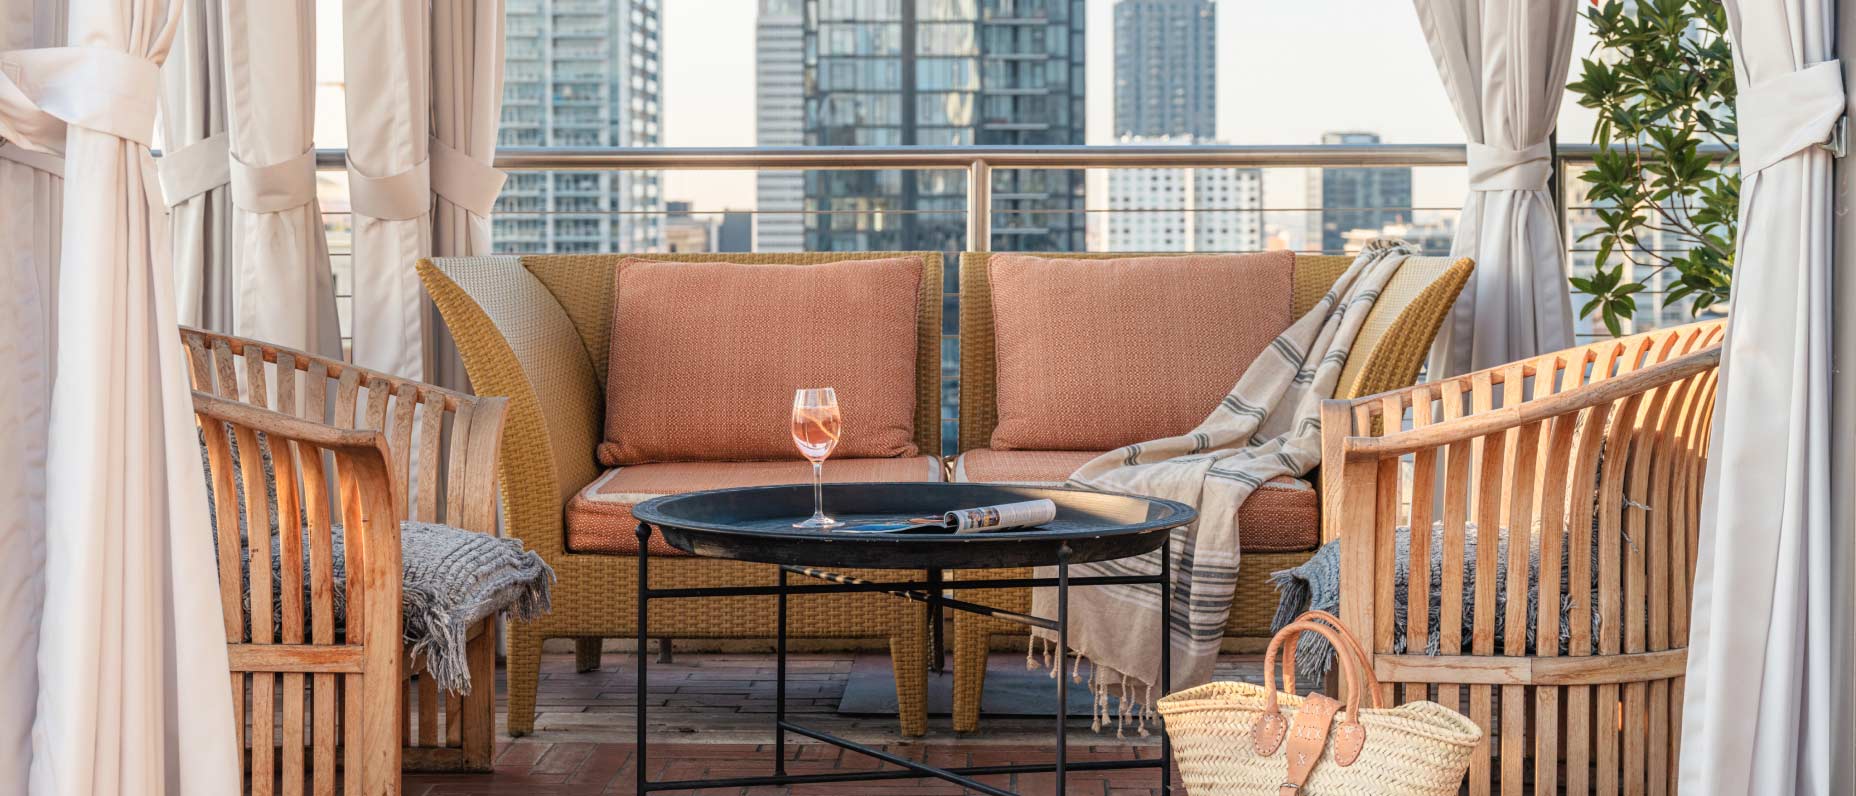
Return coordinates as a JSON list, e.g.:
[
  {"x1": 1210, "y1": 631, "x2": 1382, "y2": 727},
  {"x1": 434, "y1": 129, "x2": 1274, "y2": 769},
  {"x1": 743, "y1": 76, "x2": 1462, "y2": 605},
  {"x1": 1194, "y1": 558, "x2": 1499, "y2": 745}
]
[{"x1": 1030, "y1": 241, "x2": 1414, "y2": 734}]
